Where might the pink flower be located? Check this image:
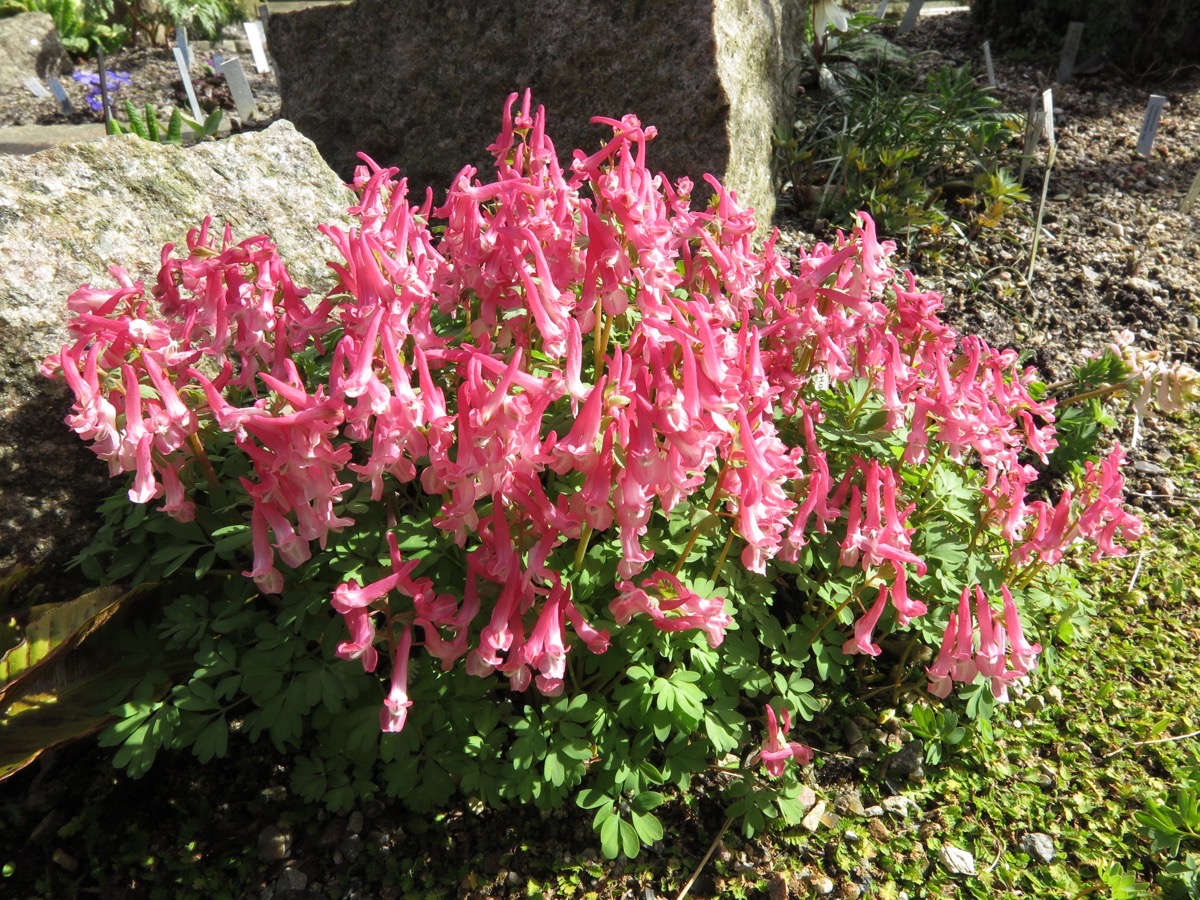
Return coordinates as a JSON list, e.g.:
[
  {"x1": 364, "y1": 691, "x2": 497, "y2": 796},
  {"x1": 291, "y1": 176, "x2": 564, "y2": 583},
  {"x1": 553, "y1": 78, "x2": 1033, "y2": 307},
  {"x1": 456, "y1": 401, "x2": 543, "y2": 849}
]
[
  {"x1": 336, "y1": 607, "x2": 379, "y2": 673},
  {"x1": 842, "y1": 585, "x2": 889, "y2": 657},
  {"x1": 380, "y1": 625, "x2": 414, "y2": 733},
  {"x1": 747, "y1": 705, "x2": 814, "y2": 776},
  {"x1": 1001, "y1": 586, "x2": 1040, "y2": 677}
]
